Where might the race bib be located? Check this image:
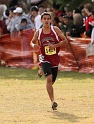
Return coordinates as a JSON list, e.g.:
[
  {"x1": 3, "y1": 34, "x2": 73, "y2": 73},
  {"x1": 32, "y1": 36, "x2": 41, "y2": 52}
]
[{"x1": 45, "y1": 46, "x2": 56, "y2": 55}]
